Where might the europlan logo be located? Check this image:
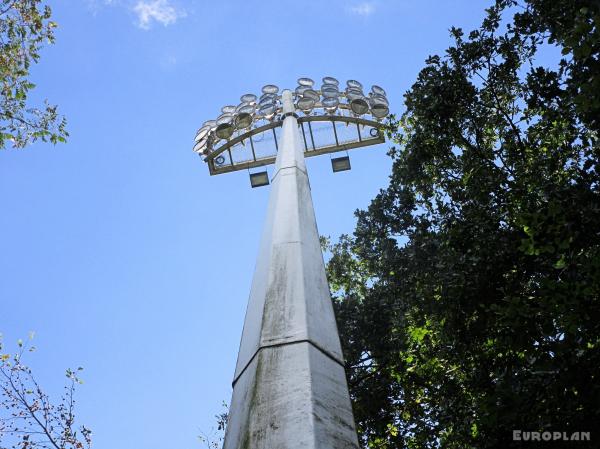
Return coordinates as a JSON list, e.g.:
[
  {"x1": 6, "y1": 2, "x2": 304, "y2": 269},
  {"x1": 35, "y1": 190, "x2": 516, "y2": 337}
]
[{"x1": 513, "y1": 430, "x2": 591, "y2": 442}]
